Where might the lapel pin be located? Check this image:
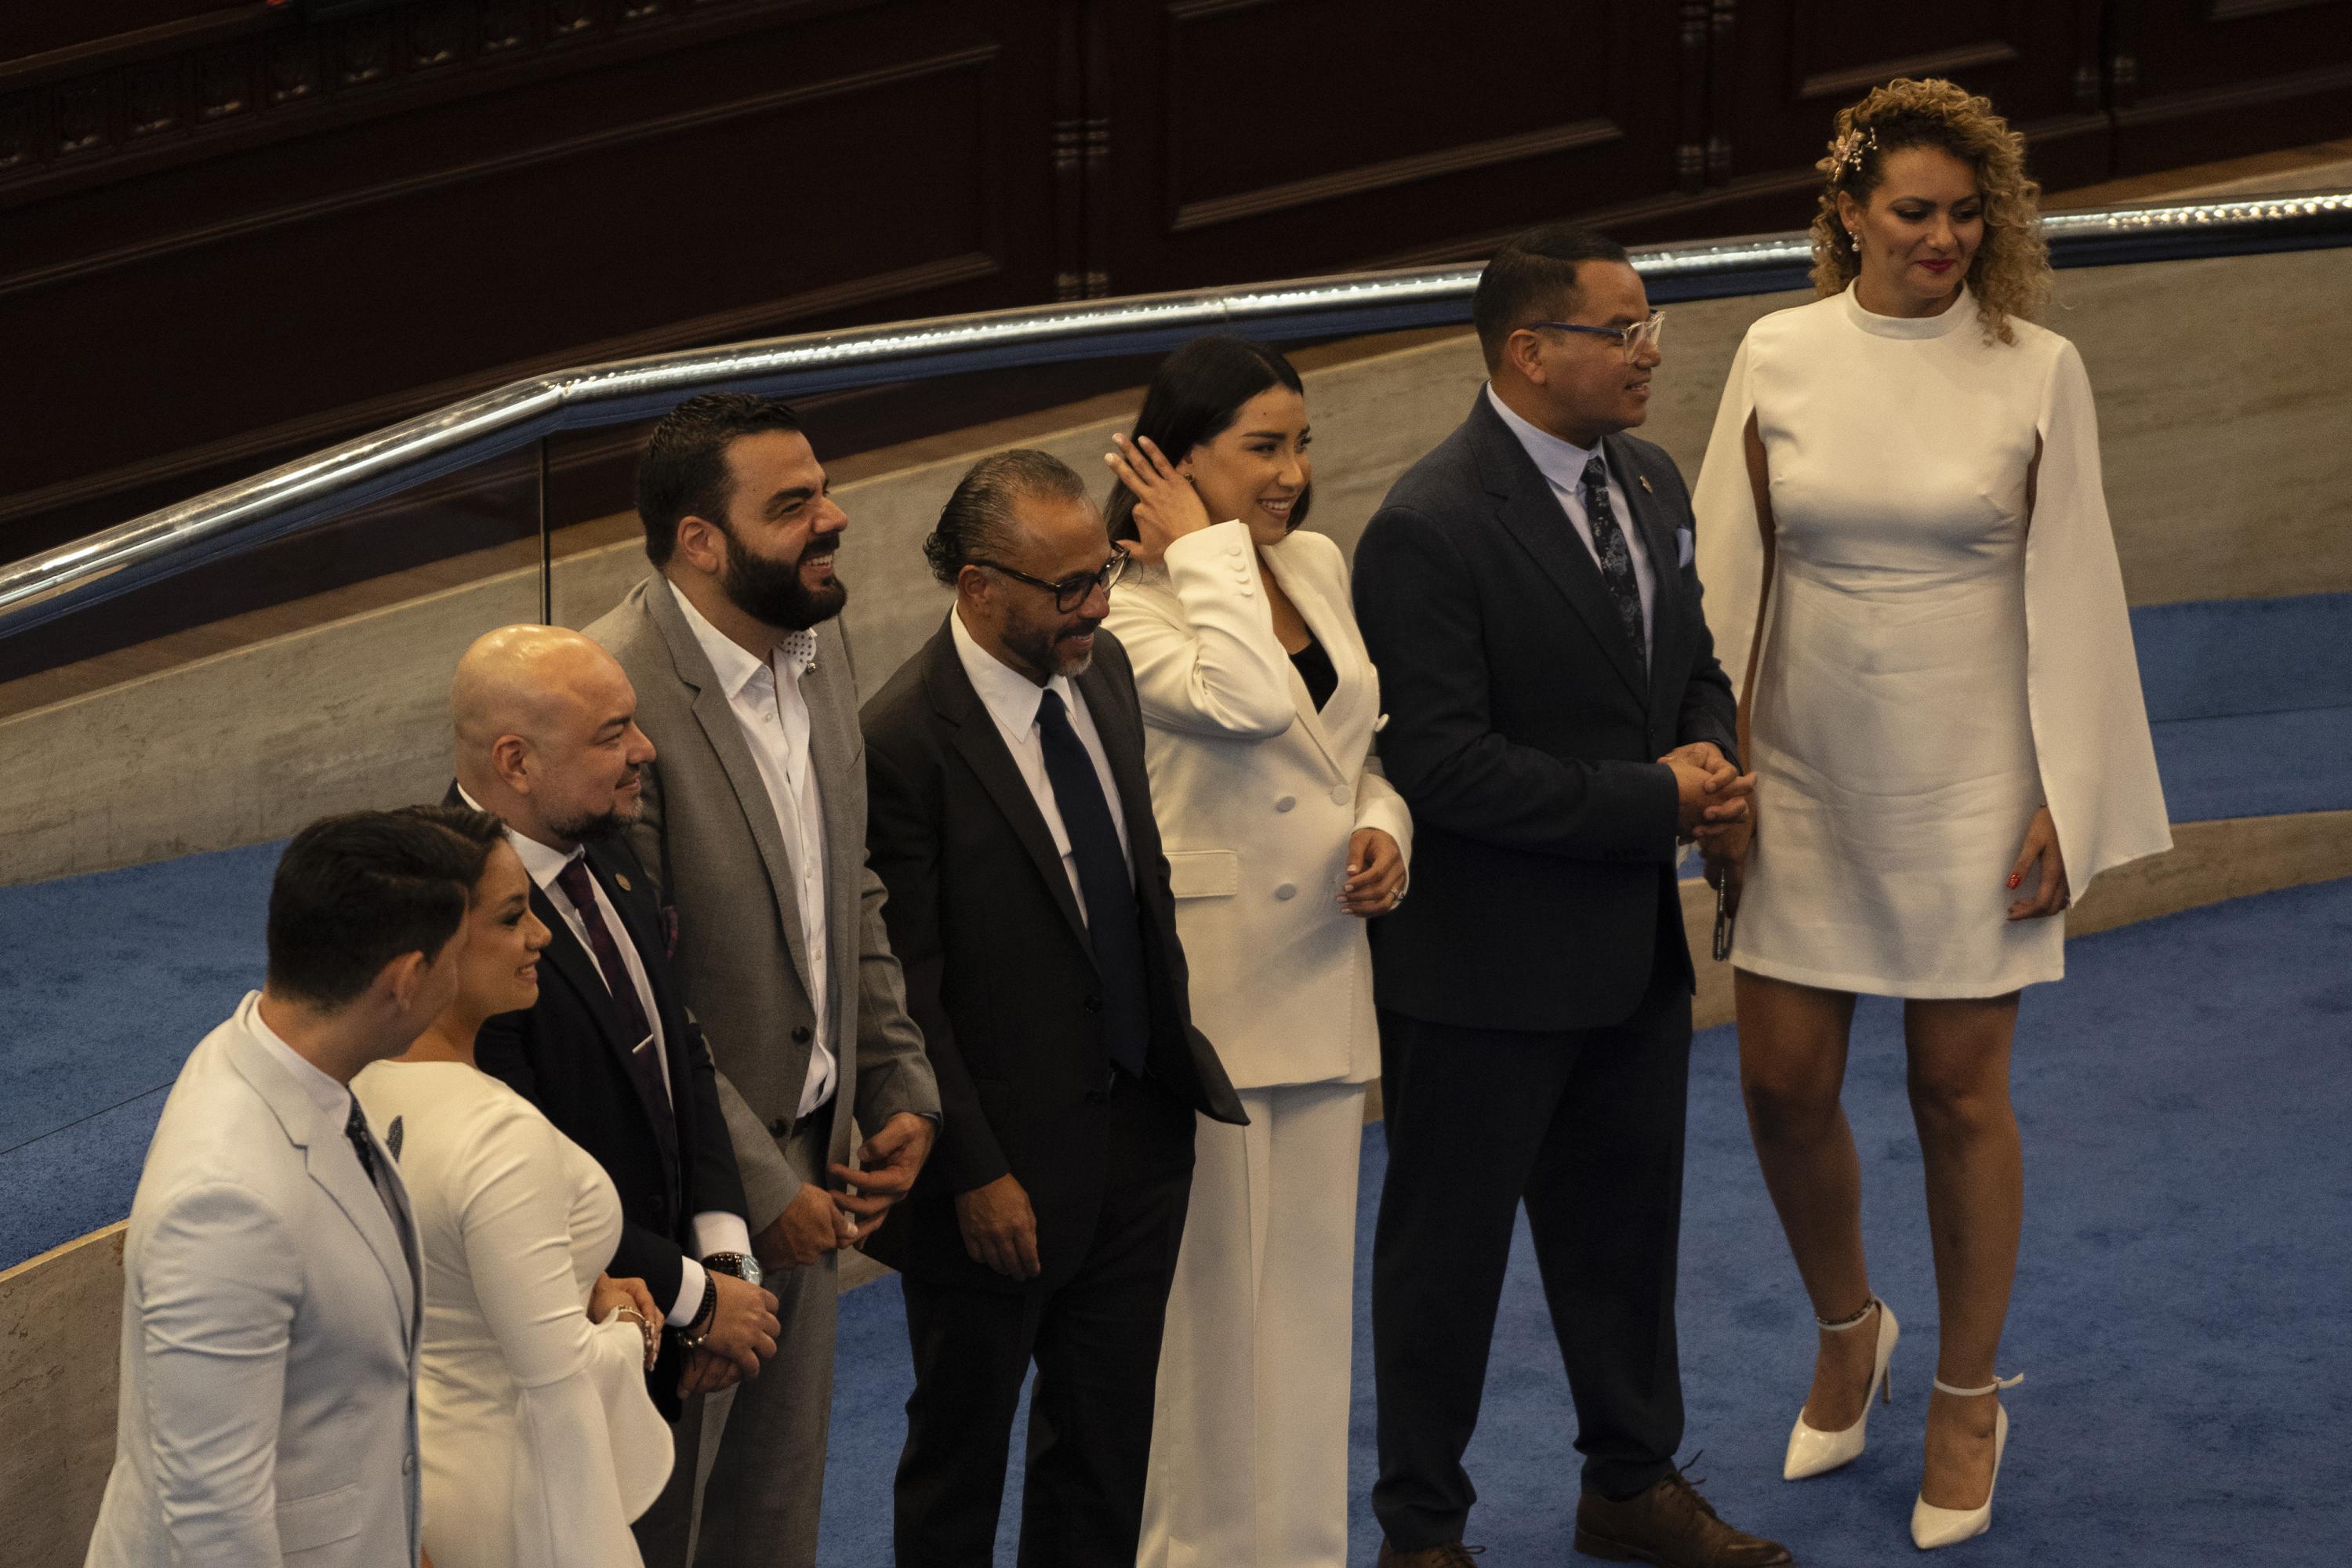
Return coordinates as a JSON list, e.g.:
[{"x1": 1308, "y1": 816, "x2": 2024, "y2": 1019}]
[
  {"x1": 1638, "y1": 474, "x2": 1653, "y2": 495},
  {"x1": 387, "y1": 1116, "x2": 404, "y2": 1161},
  {"x1": 615, "y1": 873, "x2": 633, "y2": 892}
]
